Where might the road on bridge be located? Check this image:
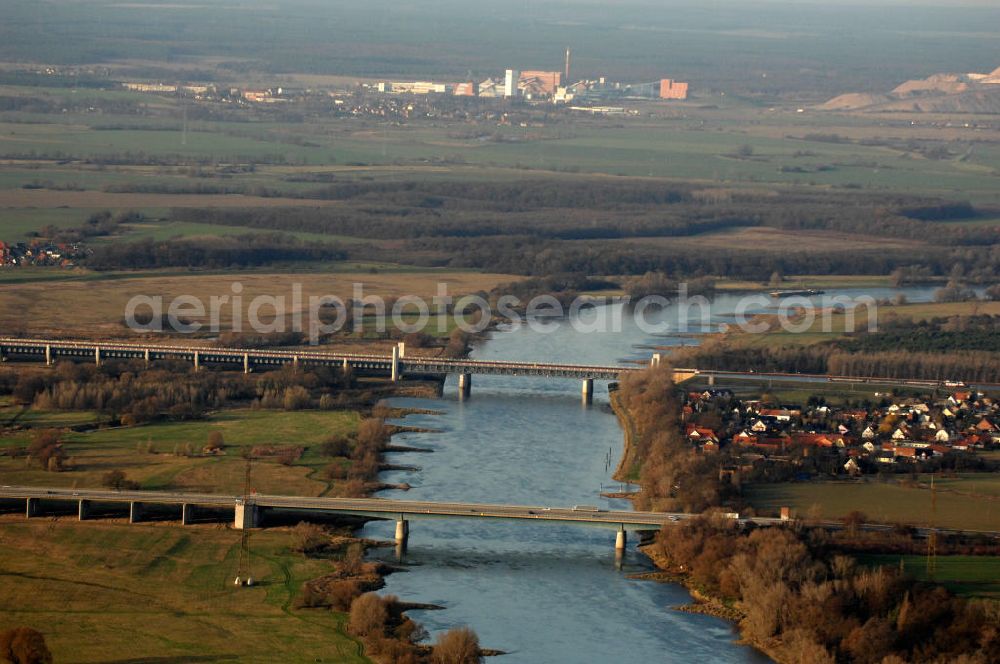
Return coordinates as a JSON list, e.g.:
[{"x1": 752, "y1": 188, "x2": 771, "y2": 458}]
[{"x1": 2, "y1": 486, "x2": 997, "y2": 540}]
